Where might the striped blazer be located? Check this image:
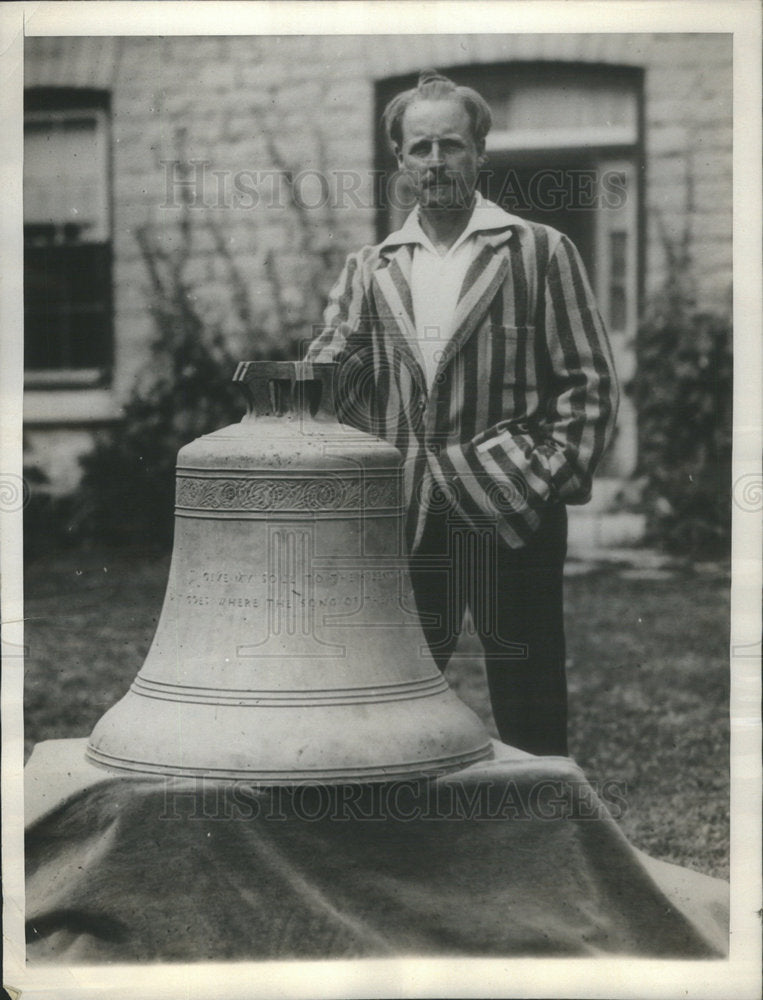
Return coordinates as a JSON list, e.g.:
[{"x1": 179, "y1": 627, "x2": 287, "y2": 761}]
[{"x1": 306, "y1": 205, "x2": 619, "y2": 552}]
